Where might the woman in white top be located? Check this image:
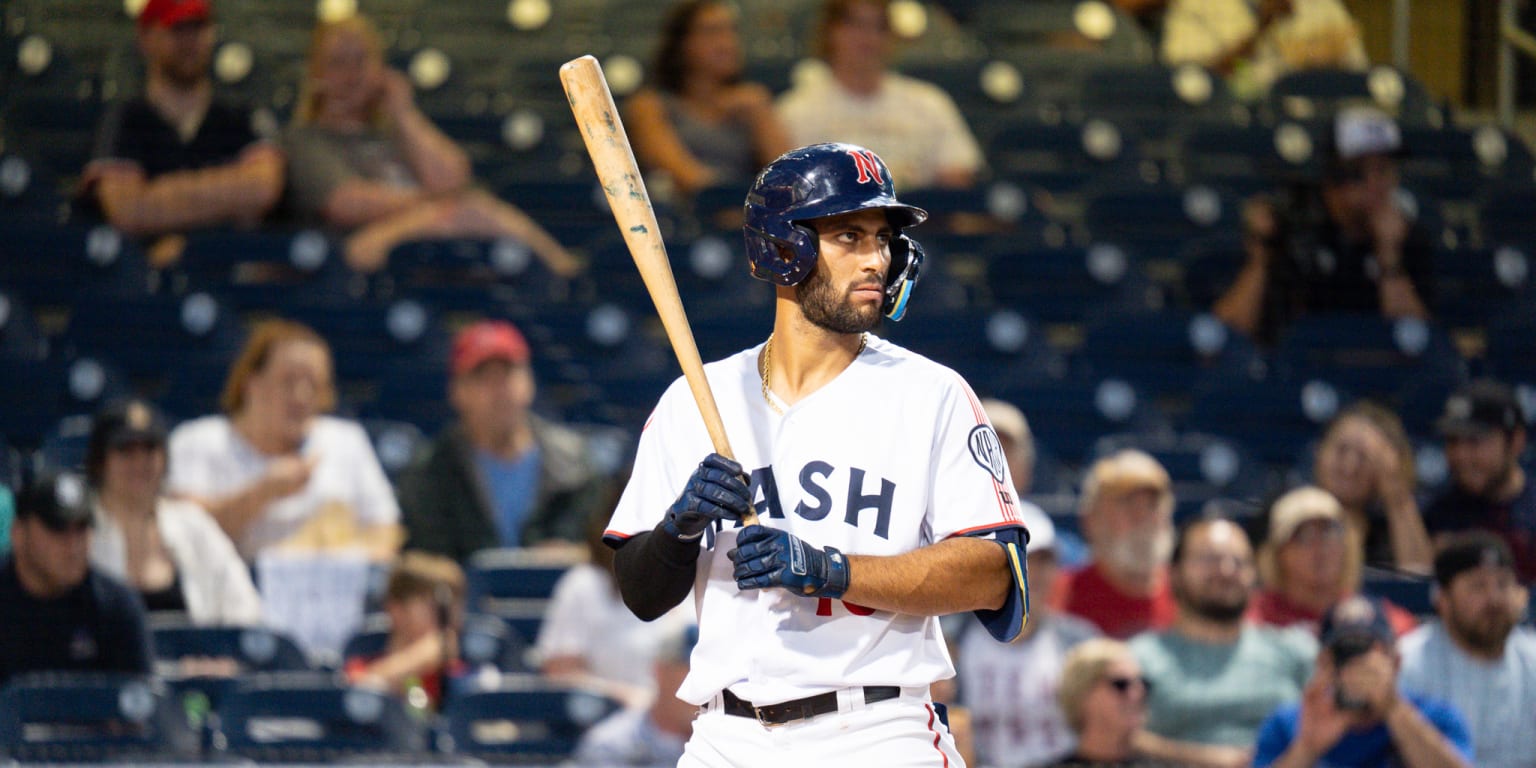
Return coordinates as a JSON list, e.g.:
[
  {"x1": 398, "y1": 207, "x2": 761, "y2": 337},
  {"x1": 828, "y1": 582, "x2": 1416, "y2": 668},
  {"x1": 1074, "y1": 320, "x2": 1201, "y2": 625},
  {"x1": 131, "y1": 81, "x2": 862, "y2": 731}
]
[
  {"x1": 86, "y1": 398, "x2": 263, "y2": 626},
  {"x1": 165, "y1": 318, "x2": 401, "y2": 562}
]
